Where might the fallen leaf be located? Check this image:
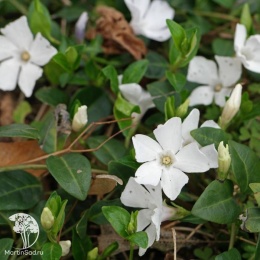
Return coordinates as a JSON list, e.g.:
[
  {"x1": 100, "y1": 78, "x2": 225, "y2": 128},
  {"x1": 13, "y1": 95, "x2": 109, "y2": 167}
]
[
  {"x1": 0, "y1": 140, "x2": 46, "y2": 177},
  {"x1": 87, "y1": 6, "x2": 147, "y2": 60},
  {"x1": 0, "y1": 92, "x2": 16, "y2": 126}
]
